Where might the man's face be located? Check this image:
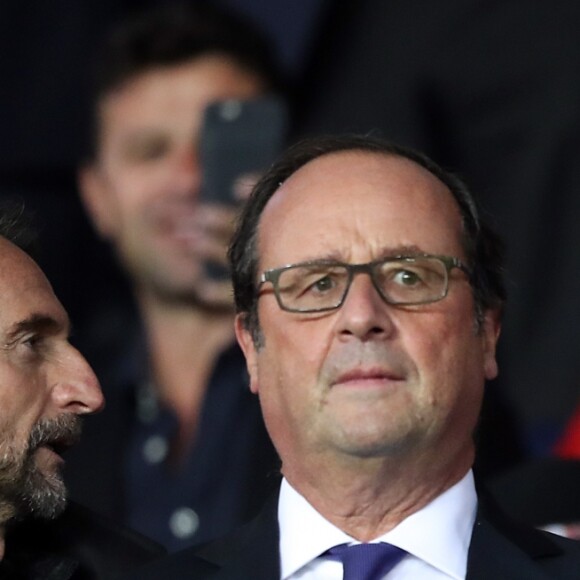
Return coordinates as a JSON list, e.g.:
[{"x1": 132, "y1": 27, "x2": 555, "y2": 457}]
[
  {"x1": 0, "y1": 238, "x2": 104, "y2": 520},
  {"x1": 80, "y1": 55, "x2": 265, "y2": 307},
  {"x1": 236, "y1": 151, "x2": 500, "y2": 478}
]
